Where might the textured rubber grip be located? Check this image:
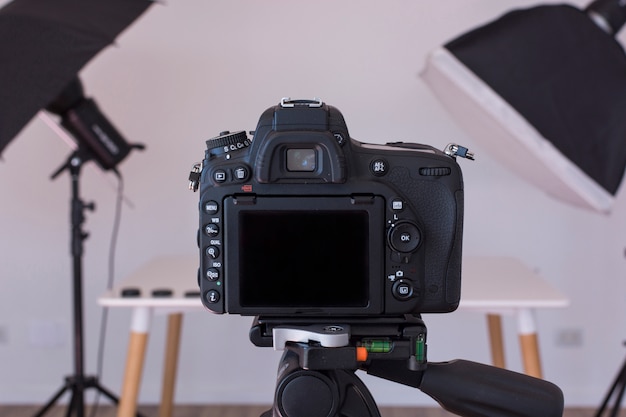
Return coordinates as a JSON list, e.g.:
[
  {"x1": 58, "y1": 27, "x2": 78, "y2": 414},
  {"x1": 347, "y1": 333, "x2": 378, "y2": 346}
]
[{"x1": 420, "y1": 360, "x2": 564, "y2": 417}]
